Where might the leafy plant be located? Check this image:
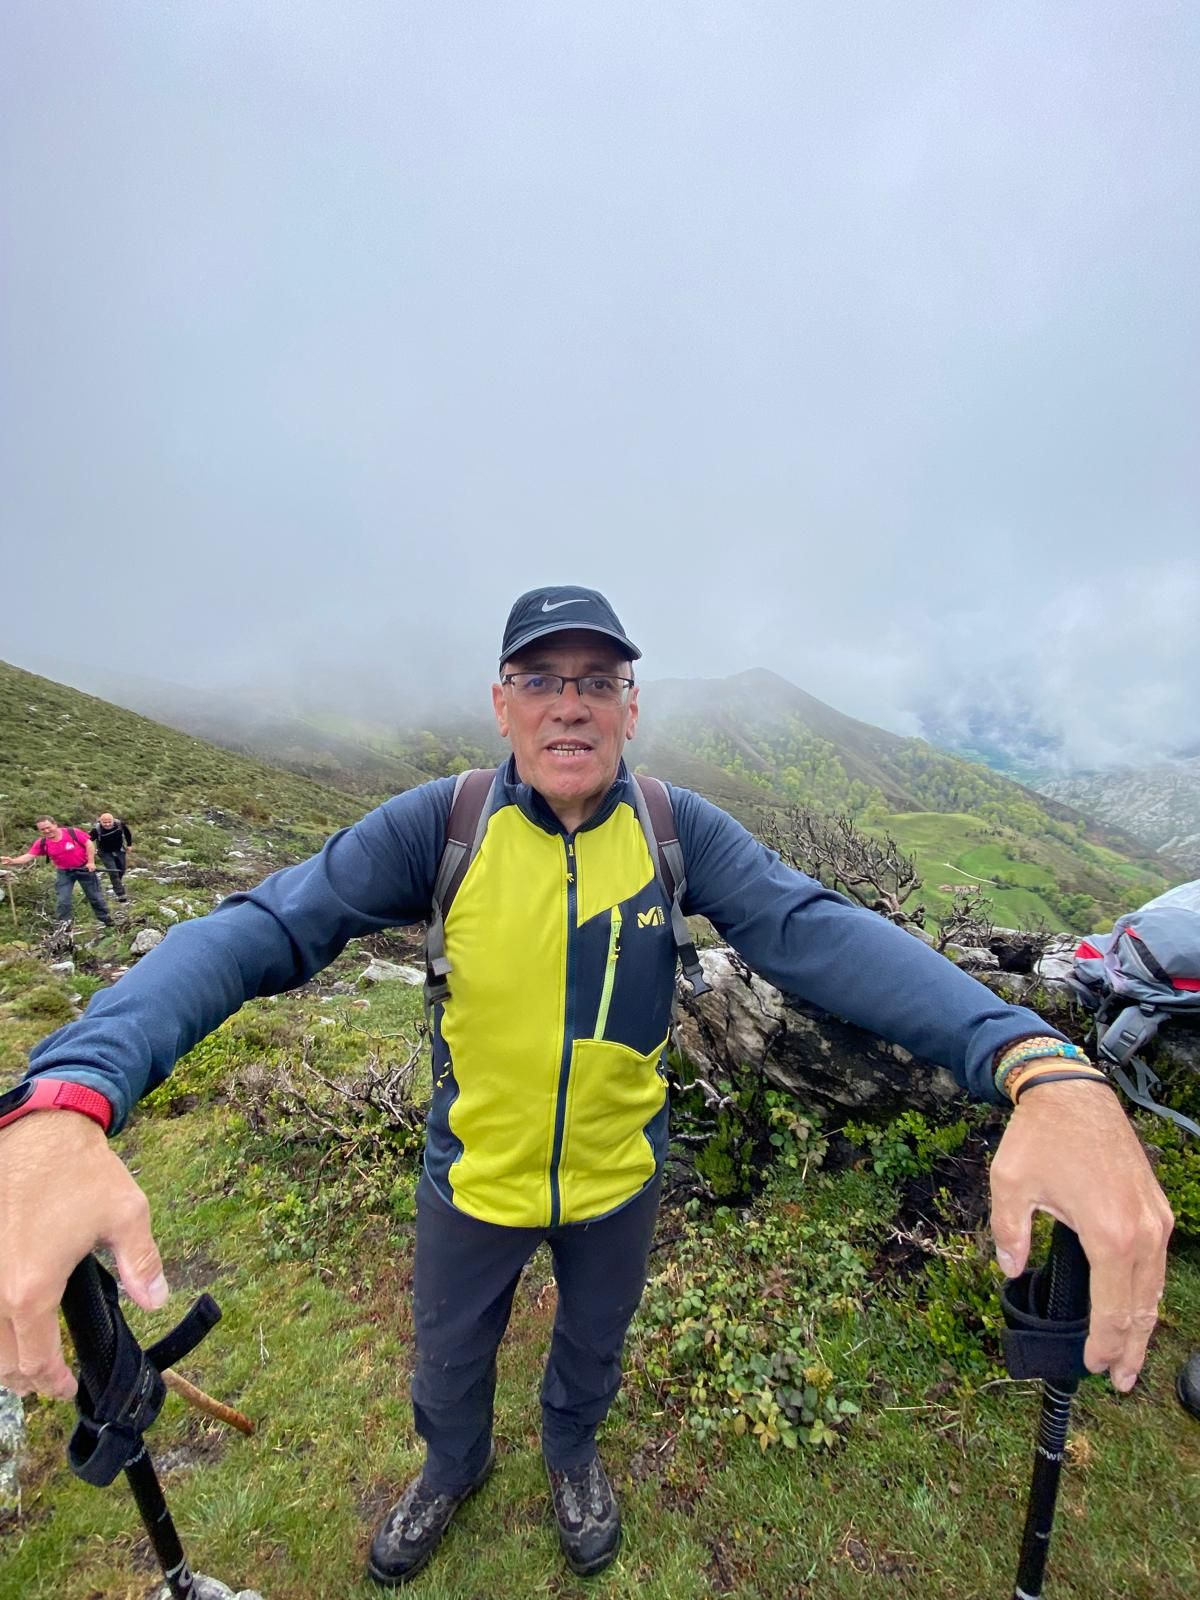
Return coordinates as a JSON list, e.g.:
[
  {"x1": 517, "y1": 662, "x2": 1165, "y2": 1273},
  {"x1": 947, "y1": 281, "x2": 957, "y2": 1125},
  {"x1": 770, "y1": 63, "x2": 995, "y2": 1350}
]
[
  {"x1": 844, "y1": 1109, "x2": 969, "y2": 1181},
  {"x1": 906, "y1": 1229, "x2": 1007, "y2": 1378},
  {"x1": 1142, "y1": 1118, "x2": 1200, "y2": 1238},
  {"x1": 633, "y1": 1188, "x2": 873, "y2": 1450}
]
